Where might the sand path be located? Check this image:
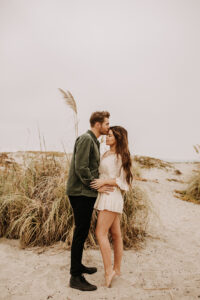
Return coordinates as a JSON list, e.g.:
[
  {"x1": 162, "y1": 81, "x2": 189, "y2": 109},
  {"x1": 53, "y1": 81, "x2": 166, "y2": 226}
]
[{"x1": 0, "y1": 162, "x2": 200, "y2": 300}]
